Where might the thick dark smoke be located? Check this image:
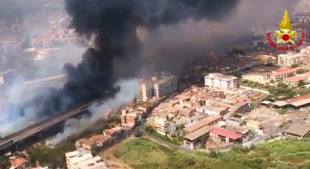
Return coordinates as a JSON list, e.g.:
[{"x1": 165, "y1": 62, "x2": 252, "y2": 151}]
[
  {"x1": 62, "y1": 0, "x2": 241, "y2": 93},
  {"x1": 0, "y1": 0, "x2": 297, "y2": 138}
]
